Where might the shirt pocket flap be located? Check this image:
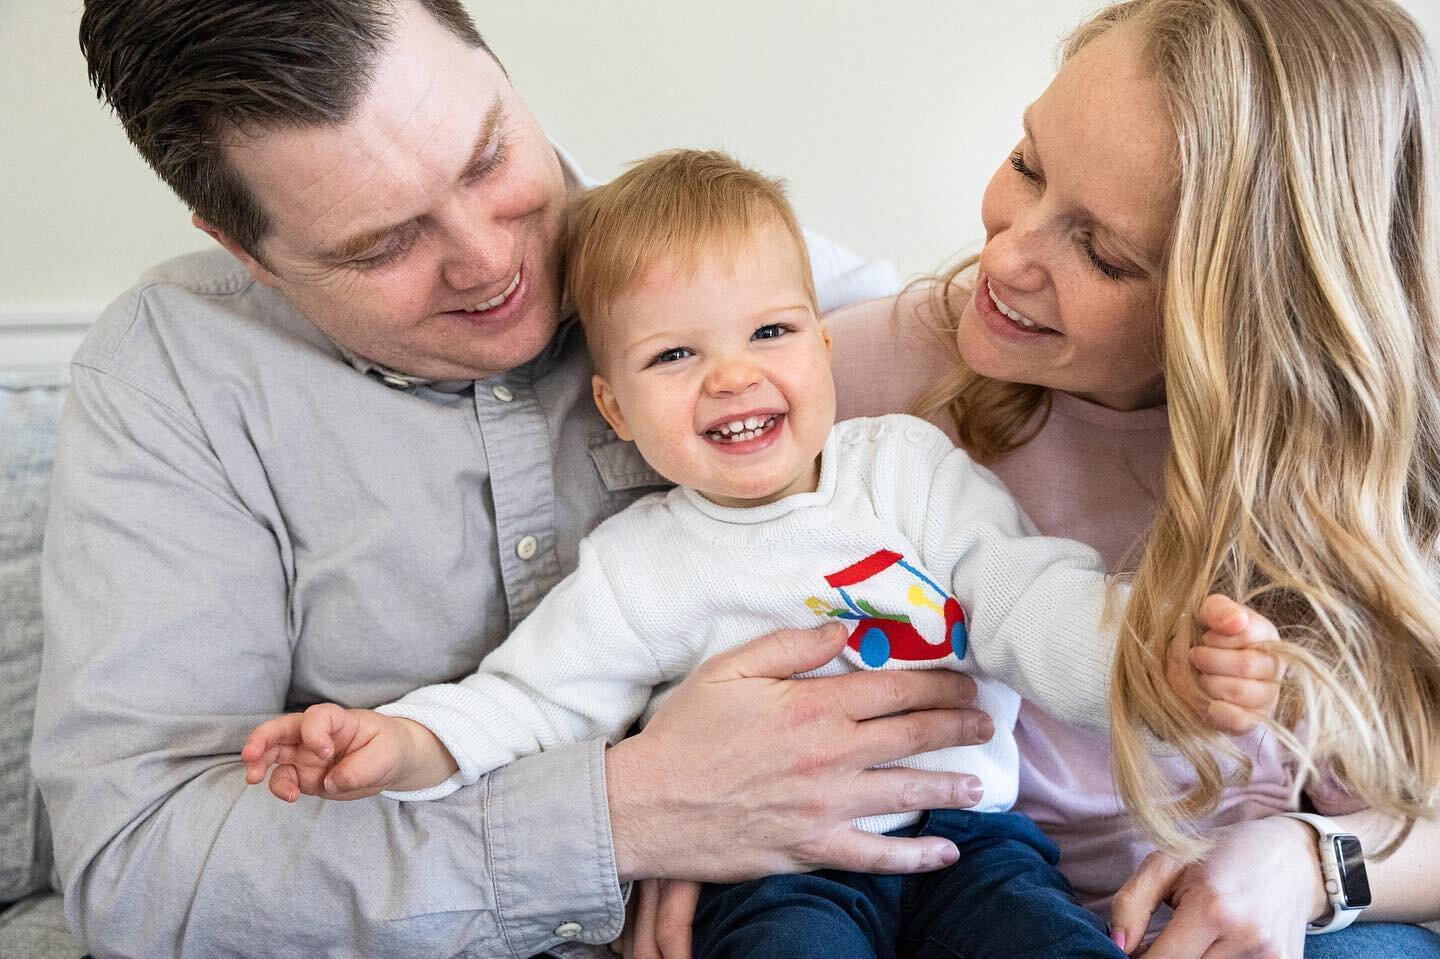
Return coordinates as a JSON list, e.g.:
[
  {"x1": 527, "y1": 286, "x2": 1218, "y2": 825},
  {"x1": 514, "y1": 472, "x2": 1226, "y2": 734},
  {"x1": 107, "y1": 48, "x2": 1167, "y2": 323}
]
[{"x1": 587, "y1": 429, "x2": 671, "y2": 492}]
